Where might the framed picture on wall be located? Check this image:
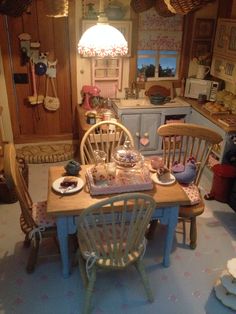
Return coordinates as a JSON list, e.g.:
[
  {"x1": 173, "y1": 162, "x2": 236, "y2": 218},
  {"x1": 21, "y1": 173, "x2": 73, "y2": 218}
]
[
  {"x1": 194, "y1": 18, "x2": 215, "y2": 39},
  {"x1": 191, "y1": 40, "x2": 212, "y2": 58}
]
